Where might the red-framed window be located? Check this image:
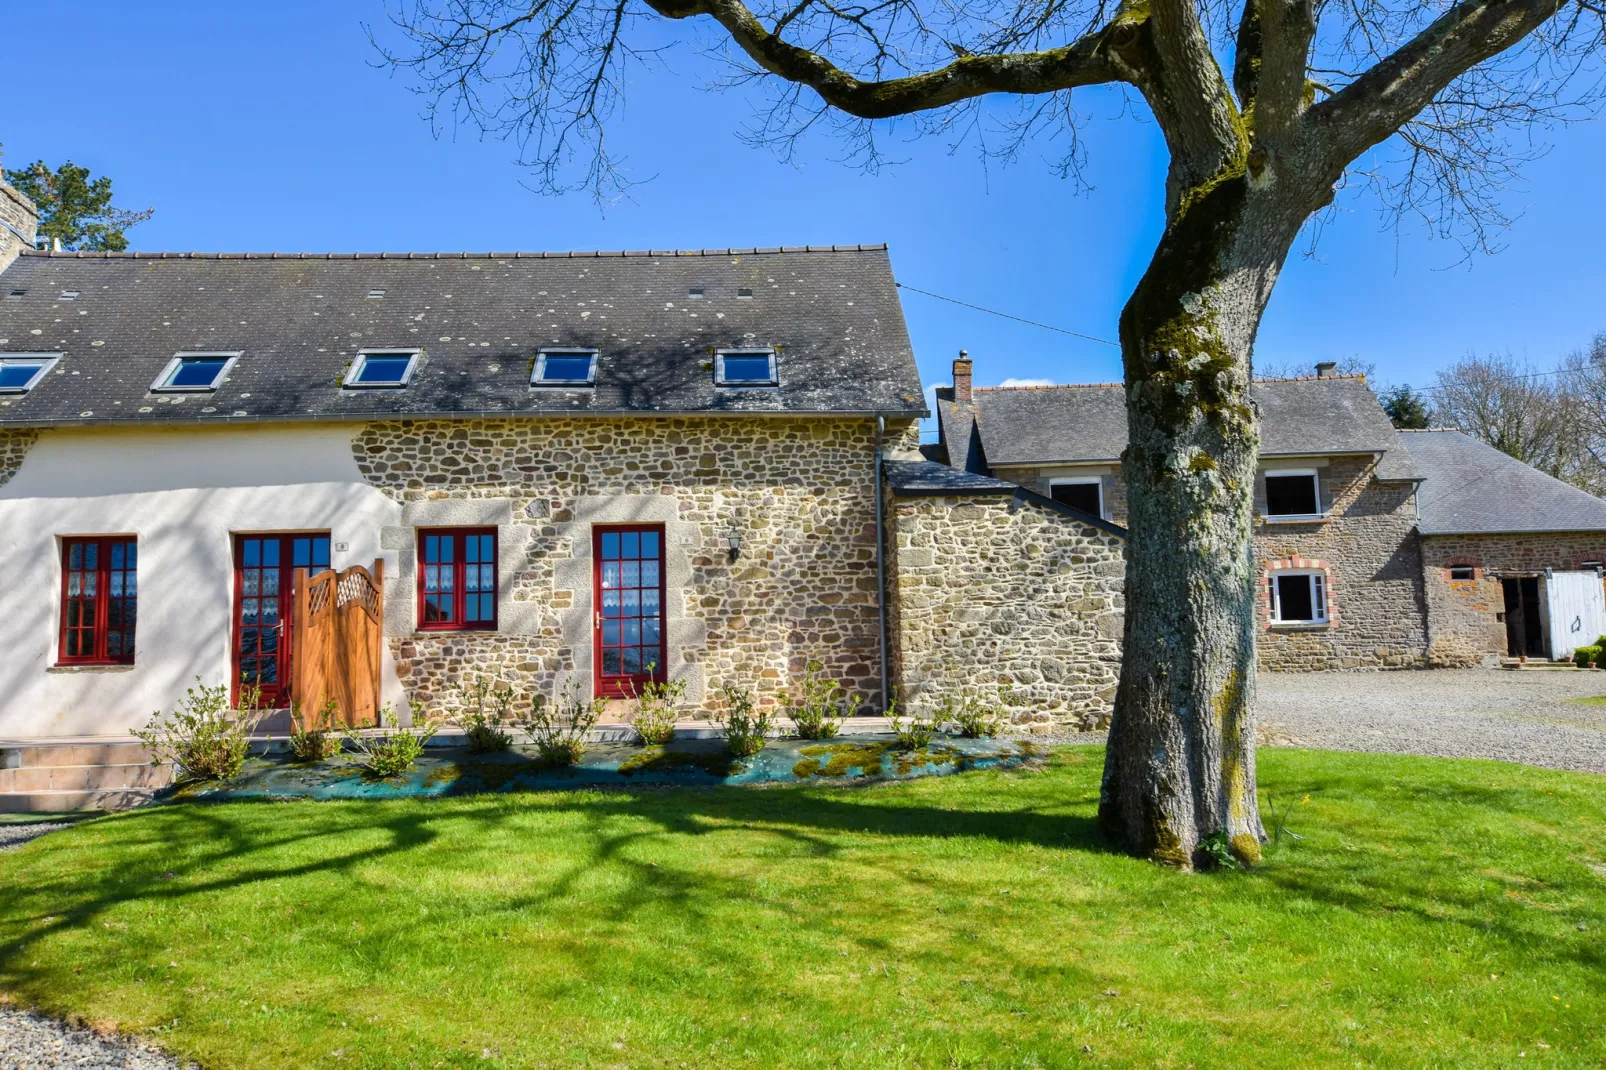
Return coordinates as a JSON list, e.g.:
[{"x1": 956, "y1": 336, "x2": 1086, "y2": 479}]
[
  {"x1": 593, "y1": 524, "x2": 667, "y2": 699},
  {"x1": 417, "y1": 528, "x2": 498, "y2": 631},
  {"x1": 59, "y1": 536, "x2": 138, "y2": 665}
]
